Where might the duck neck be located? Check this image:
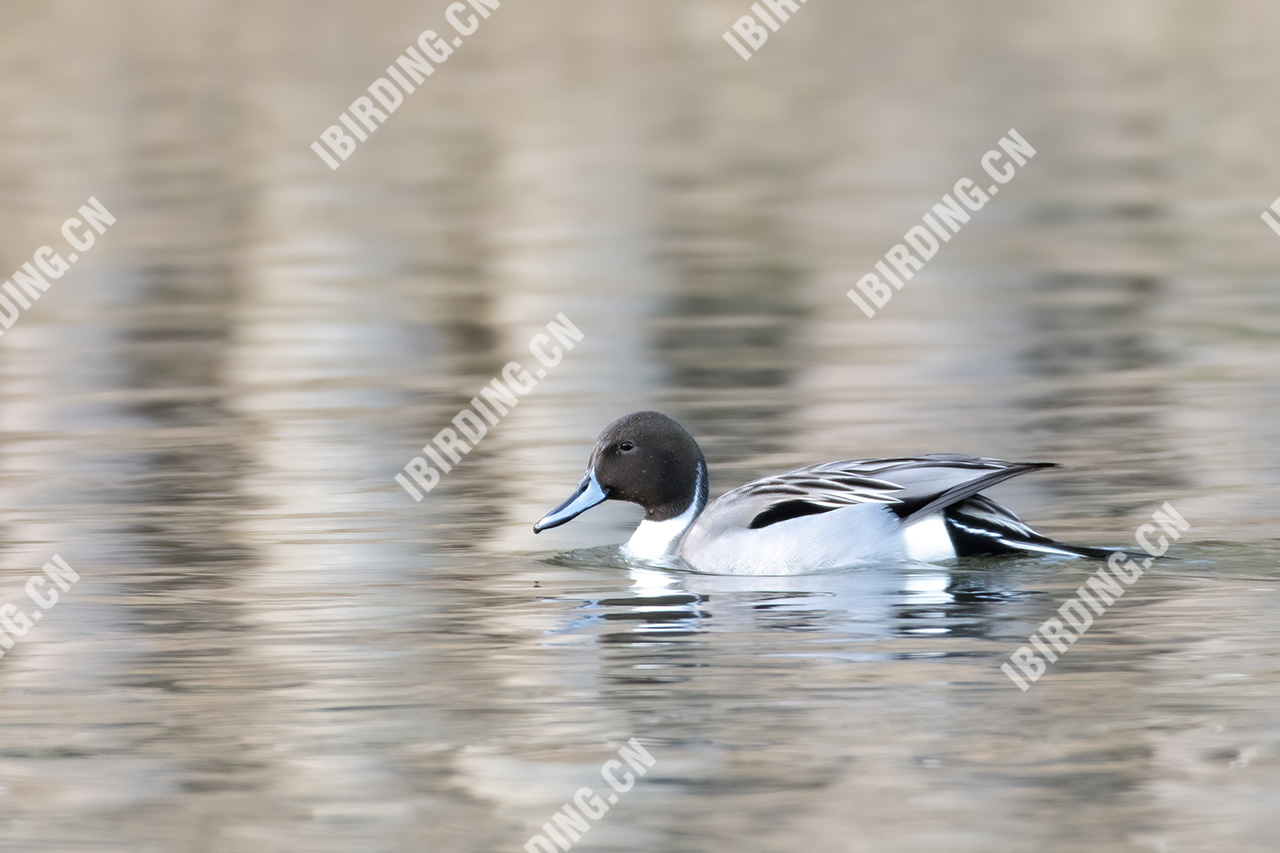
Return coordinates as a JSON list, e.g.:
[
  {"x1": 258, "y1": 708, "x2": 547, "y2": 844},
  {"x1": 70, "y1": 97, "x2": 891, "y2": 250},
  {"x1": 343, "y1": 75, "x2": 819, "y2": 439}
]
[{"x1": 625, "y1": 460, "x2": 708, "y2": 559}]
